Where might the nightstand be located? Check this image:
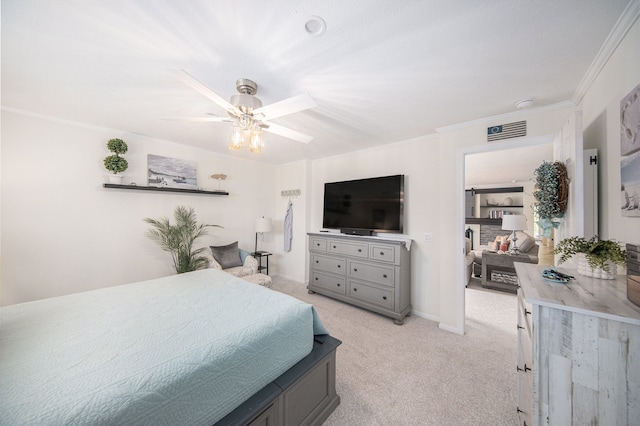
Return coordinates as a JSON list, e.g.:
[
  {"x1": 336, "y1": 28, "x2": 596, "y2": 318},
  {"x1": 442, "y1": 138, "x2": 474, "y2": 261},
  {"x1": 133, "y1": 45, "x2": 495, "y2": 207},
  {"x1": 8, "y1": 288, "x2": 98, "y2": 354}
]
[{"x1": 251, "y1": 251, "x2": 272, "y2": 275}]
